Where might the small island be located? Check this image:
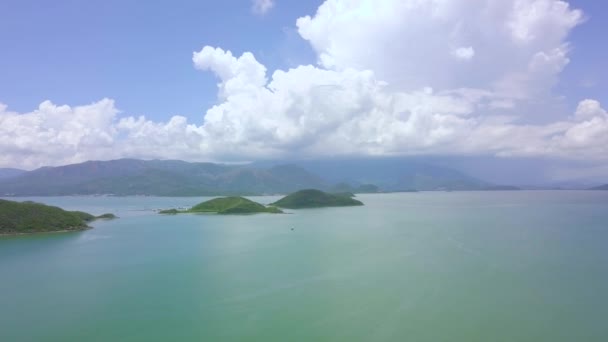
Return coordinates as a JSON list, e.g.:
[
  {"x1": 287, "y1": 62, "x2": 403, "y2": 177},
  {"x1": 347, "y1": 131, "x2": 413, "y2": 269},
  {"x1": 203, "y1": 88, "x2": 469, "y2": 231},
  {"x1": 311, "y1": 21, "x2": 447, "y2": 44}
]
[
  {"x1": 271, "y1": 189, "x2": 364, "y2": 209},
  {"x1": 0, "y1": 199, "x2": 116, "y2": 235},
  {"x1": 159, "y1": 196, "x2": 283, "y2": 215},
  {"x1": 96, "y1": 213, "x2": 118, "y2": 219}
]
